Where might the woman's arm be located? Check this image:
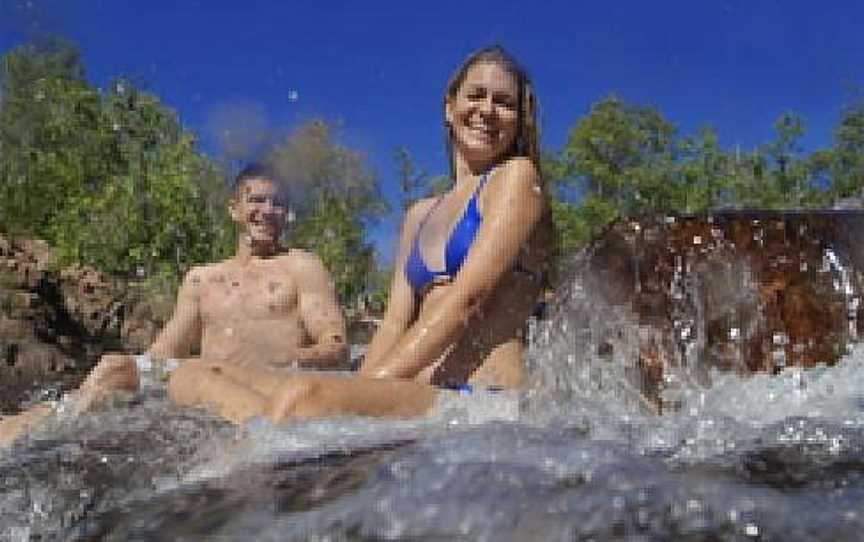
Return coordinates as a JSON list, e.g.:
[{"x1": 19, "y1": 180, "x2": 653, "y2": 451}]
[
  {"x1": 363, "y1": 158, "x2": 544, "y2": 379},
  {"x1": 360, "y1": 198, "x2": 436, "y2": 372}
]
